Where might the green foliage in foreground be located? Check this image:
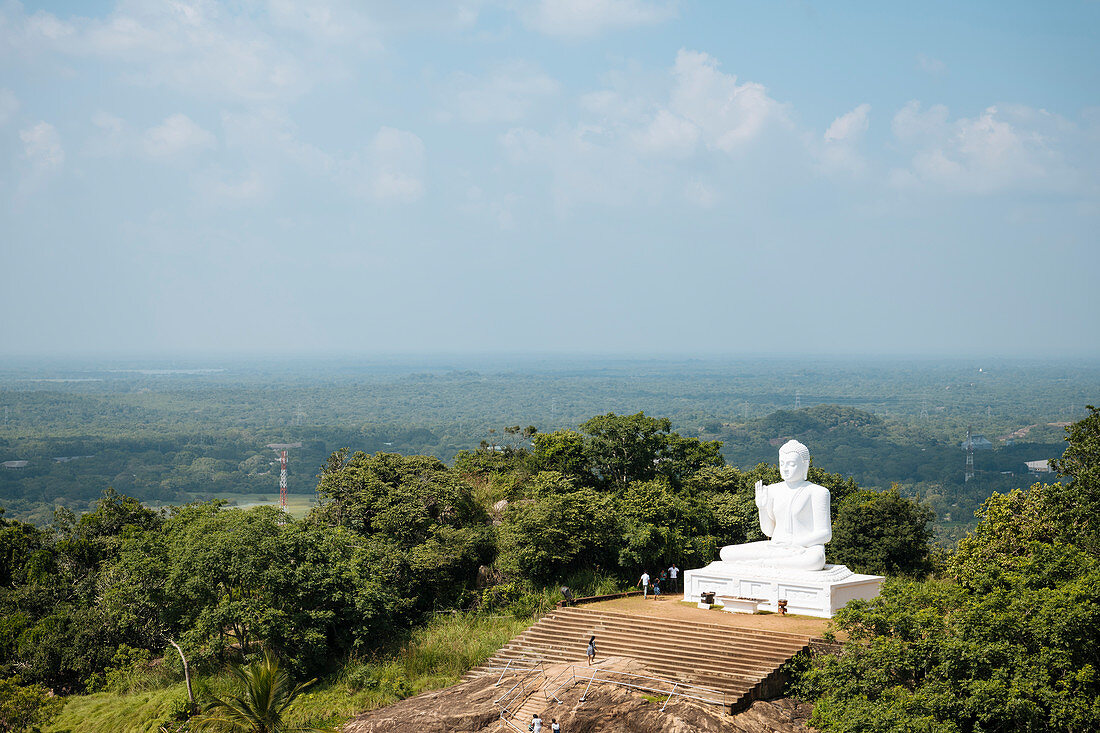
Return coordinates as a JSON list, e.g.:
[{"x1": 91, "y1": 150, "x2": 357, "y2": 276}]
[
  {"x1": 0, "y1": 675, "x2": 62, "y2": 732},
  {"x1": 196, "y1": 652, "x2": 330, "y2": 733},
  {"x1": 795, "y1": 408, "x2": 1100, "y2": 732},
  {"x1": 43, "y1": 612, "x2": 533, "y2": 733}
]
